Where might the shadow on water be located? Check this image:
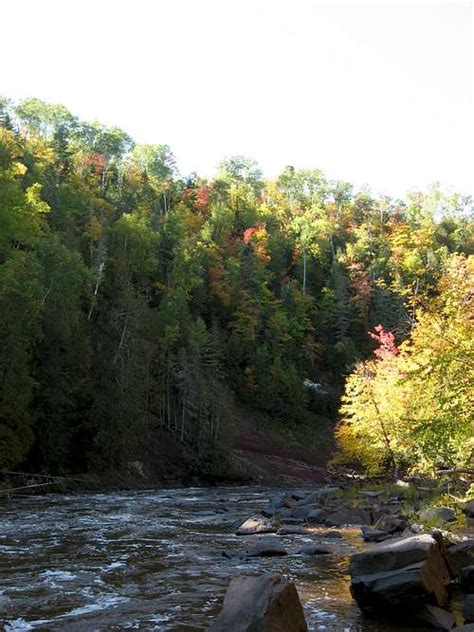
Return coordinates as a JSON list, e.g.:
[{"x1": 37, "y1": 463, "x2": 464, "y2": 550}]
[{"x1": 0, "y1": 487, "x2": 423, "y2": 630}]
